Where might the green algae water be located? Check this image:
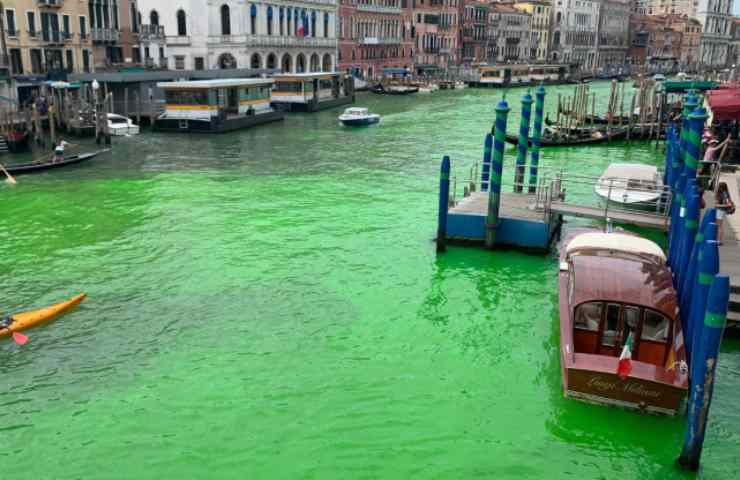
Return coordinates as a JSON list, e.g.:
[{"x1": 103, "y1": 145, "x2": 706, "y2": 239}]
[{"x1": 1, "y1": 82, "x2": 739, "y2": 479}]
